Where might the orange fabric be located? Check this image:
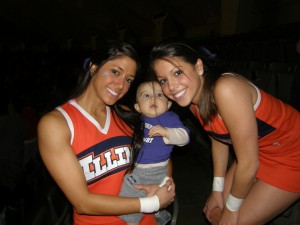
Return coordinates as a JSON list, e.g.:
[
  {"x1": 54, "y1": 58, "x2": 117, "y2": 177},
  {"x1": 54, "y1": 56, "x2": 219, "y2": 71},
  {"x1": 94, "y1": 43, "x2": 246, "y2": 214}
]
[
  {"x1": 191, "y1": 89, "x2": 300, "y2": 192},
  {"x1": 59, "y1": 100, "x2": 156, "y2": 225},
  {"x1": 73, "y1": 214, "x2": 156, "y2": 225}
]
